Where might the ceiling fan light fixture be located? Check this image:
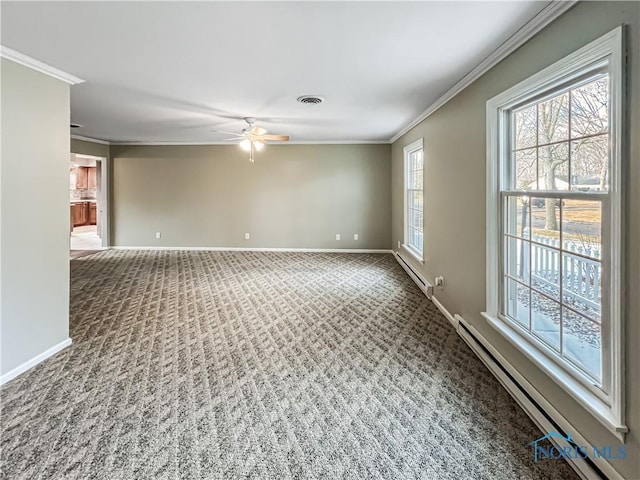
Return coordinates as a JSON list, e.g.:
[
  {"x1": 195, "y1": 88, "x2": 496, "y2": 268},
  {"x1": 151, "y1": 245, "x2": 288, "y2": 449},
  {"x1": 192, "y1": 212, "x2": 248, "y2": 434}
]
[
  {"x1": 239, "y1": 138, "x2": 252, "y2": 151},
  {"x1": 253, "y1": 140, "x2": 265, "y2": 151}
]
